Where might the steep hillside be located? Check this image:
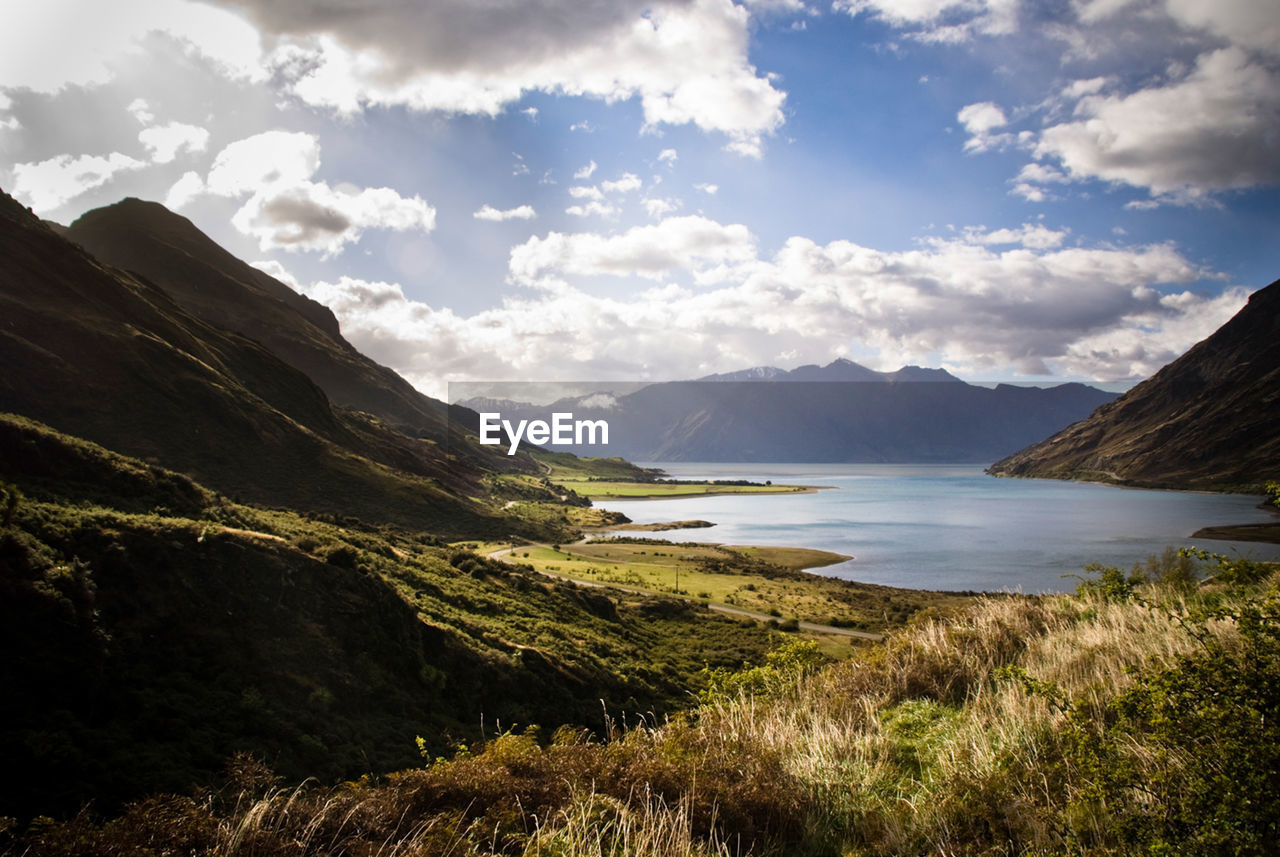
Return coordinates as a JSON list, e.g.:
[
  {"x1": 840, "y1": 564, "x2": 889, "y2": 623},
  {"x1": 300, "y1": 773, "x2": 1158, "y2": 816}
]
[
  {"x1": 989, "y1": 278, "x2": 1280, "y2": 490},
  {"x1": 65, "y1": 199, "x2": 484, "y2": 456},
  {"x1": 0, "y1": 190, "x2": 540, "y2": 537}
]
